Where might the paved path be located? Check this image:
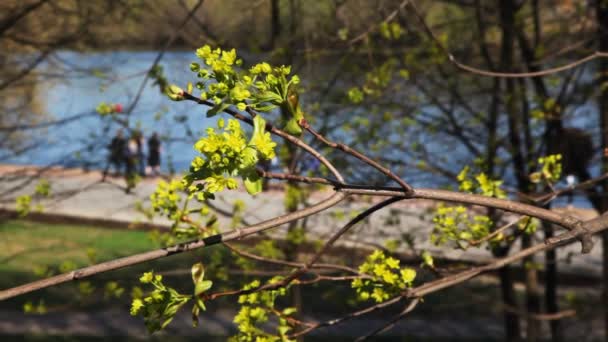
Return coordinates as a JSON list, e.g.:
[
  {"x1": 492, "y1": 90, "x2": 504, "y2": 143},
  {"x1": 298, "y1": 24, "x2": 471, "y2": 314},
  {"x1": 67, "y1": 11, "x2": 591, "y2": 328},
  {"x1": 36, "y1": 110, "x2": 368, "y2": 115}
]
[
  {"x1": 0, "y1": 164, "x2": 603, "y2": 278},
  {"x1": 0, "y1": 164, "x2": 605, "y2": 340}
]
